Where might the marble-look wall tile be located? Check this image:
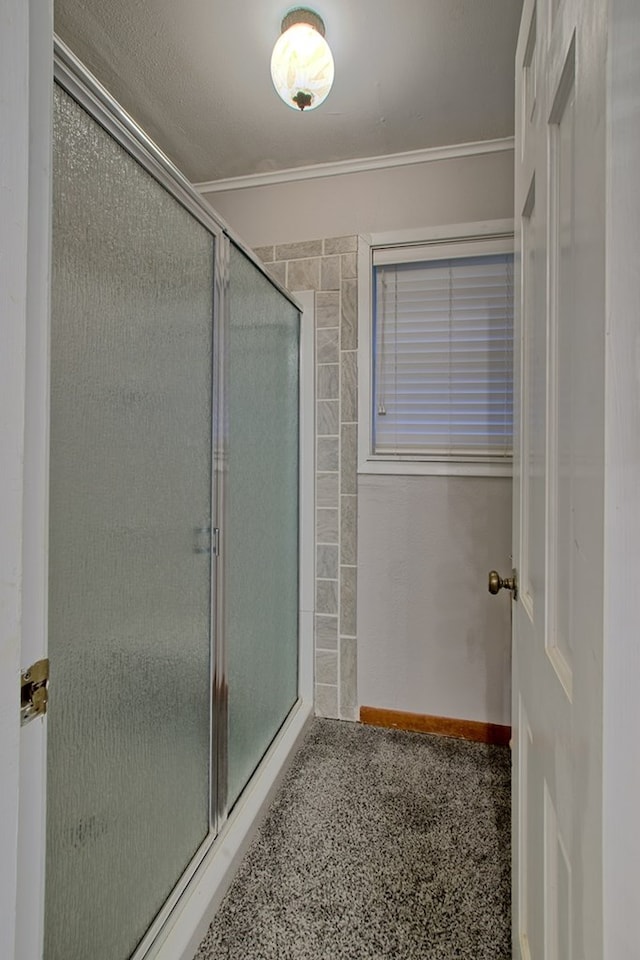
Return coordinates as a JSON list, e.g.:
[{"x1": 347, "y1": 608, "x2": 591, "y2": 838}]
[
  {"x1": 340, "y1": 565, "x2": 357, "y2": 636},
  {"x1": 341, "y1": 252, "x2": 357, "y2": 279},
  {"x1": 266, "y1": 261, "x2": 286, "y2": 286},
  {"x1": 316, "y1": 649, "x2": 338, "y2": 685},
  {"x1": 254, "y1": 245, "x2": 275, "y2": 262},
  {"x1": 324, "y1": 236, "x2": 357, "y2": 255},
  {"x1": 317, "y1": 363, "x2": 339, "y2": 400},
  {"x1": 341, "y1": 279, "x2": 357, "y2": 351},
  {"x1": 339, "y1": 636, "x2": 358, "y2": 721},
  {"x1": 316, "y1": 507, "x2": 339, "y2": 543},
  {"x1": 268, "y1": 237, "x2": 359, "y2": 723},
  {"x1": 317, "y1": 436, "x2": 339, "y2": 472},
  {"x1": 315, "y1": 683, "x2": 338, "y2": 718},
  {"x1": 317, "y1": 544, "x2": 339, "y2": 580},
  {"x1": 315, "y1": 614, "x2": 338, "y2": 648},
  {"x1": 316, "y1": 291, "x2": 340, "y2": 327},
  {"x1": 317, "y1": 327, "x2": 339, "y2": 364},
  {"x1": 317, "y1": 400, "x2": 339, "y2": 436},
  {"x1": 340, "y1": 351, "x2": 357, "y2": 422},
  {"x1": 316, "y1": 472, "x2": 339, "y2": 509},
  {"x1": 320, "y1": 256, "x2": 341, "y2": 291},
  {"x1": 316, "y1": 578, "x2": 338, "y2": 615},
  {"x1": 287, "y1": 258, "x2": 320, "y2": 290},
  {"x1": 340, "y1": 495, "x2": 357, "y2": 566},
  {"x1": 340, "y1": 423, "x2": 357, "y2": 494},
  {"x1": 276, "y1": 239, "x2": 323, "y2": 260}
]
